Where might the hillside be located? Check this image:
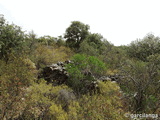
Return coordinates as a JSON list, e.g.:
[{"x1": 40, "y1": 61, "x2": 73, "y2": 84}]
[{"x1": 0, "y1": 16, "x2": 160, "y2": 120}]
